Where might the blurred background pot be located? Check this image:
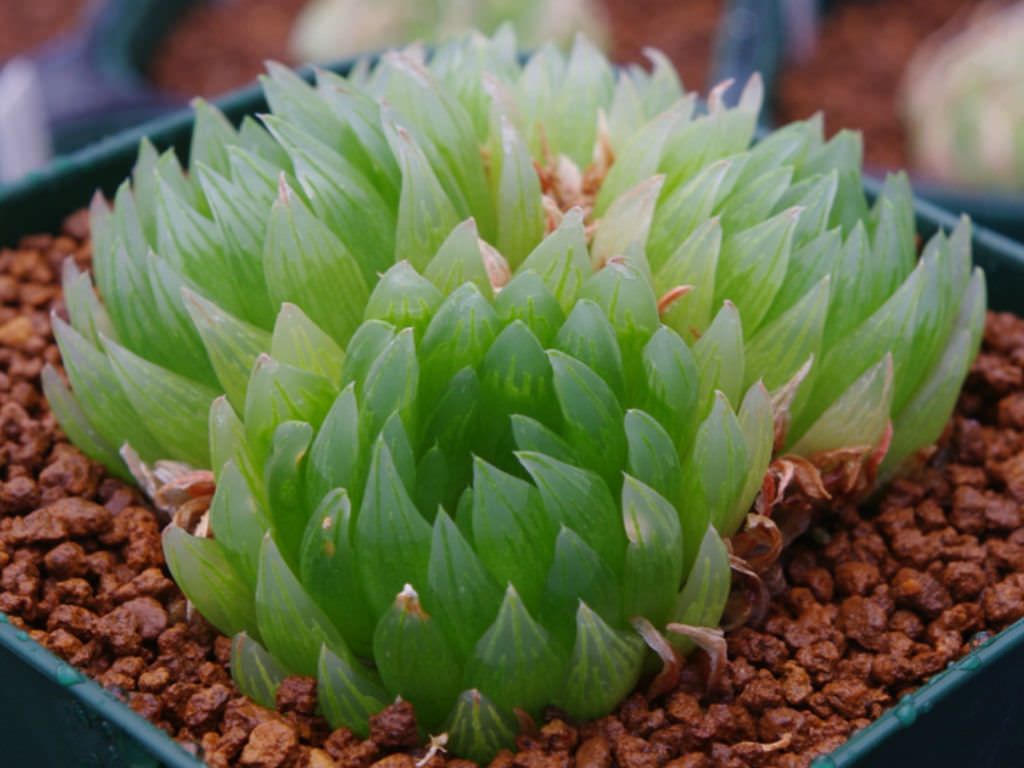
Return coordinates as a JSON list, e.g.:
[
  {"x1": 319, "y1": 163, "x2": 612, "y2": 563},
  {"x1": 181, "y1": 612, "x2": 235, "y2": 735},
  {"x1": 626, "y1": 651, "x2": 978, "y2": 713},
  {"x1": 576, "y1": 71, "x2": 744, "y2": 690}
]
[{"x1": 713, "y1": 0, "x2": 1024, "y2": 242}]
